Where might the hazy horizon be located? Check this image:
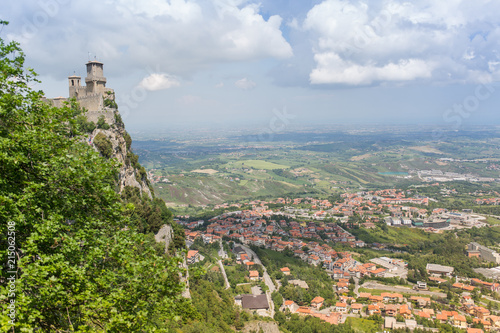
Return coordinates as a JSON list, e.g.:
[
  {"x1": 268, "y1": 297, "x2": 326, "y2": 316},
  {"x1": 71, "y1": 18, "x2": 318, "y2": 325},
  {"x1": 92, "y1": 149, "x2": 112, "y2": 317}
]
[{"x1": 4, "y1": 0, "x2": 500, "y2": 131}]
